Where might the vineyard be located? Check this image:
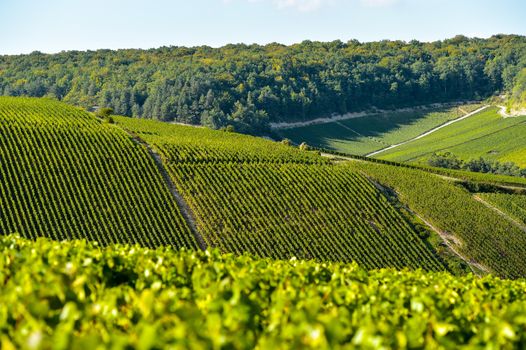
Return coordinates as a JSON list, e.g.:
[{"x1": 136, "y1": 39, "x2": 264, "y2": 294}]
[
  {"x1": 3, "y1": 234, "x2": 526, "y2": 349},
  {"x1": 0, "y1": 97, "x2": 196, "y2": 249},
  {"x1": 377, "y1": 107, "x2": 526, "y2": 166},
  {"x1": 478, "y1": 193, "x2": 526, "y2": 226},
  {"x1": 349, "y1": 161, "x2": 526, "y2": 279},
  {"x1": 3, "y1": 97, "x2": 526, "y2": 279},
  {"x1": 116, "y1": 115, "x2": 444, "y2": 271},
  {"x1": 278, "y1": 104, "x2": 482, "y2": 155},
  {"x1": 114, "y1": 116, "x2": 326, "y2": 165}
]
